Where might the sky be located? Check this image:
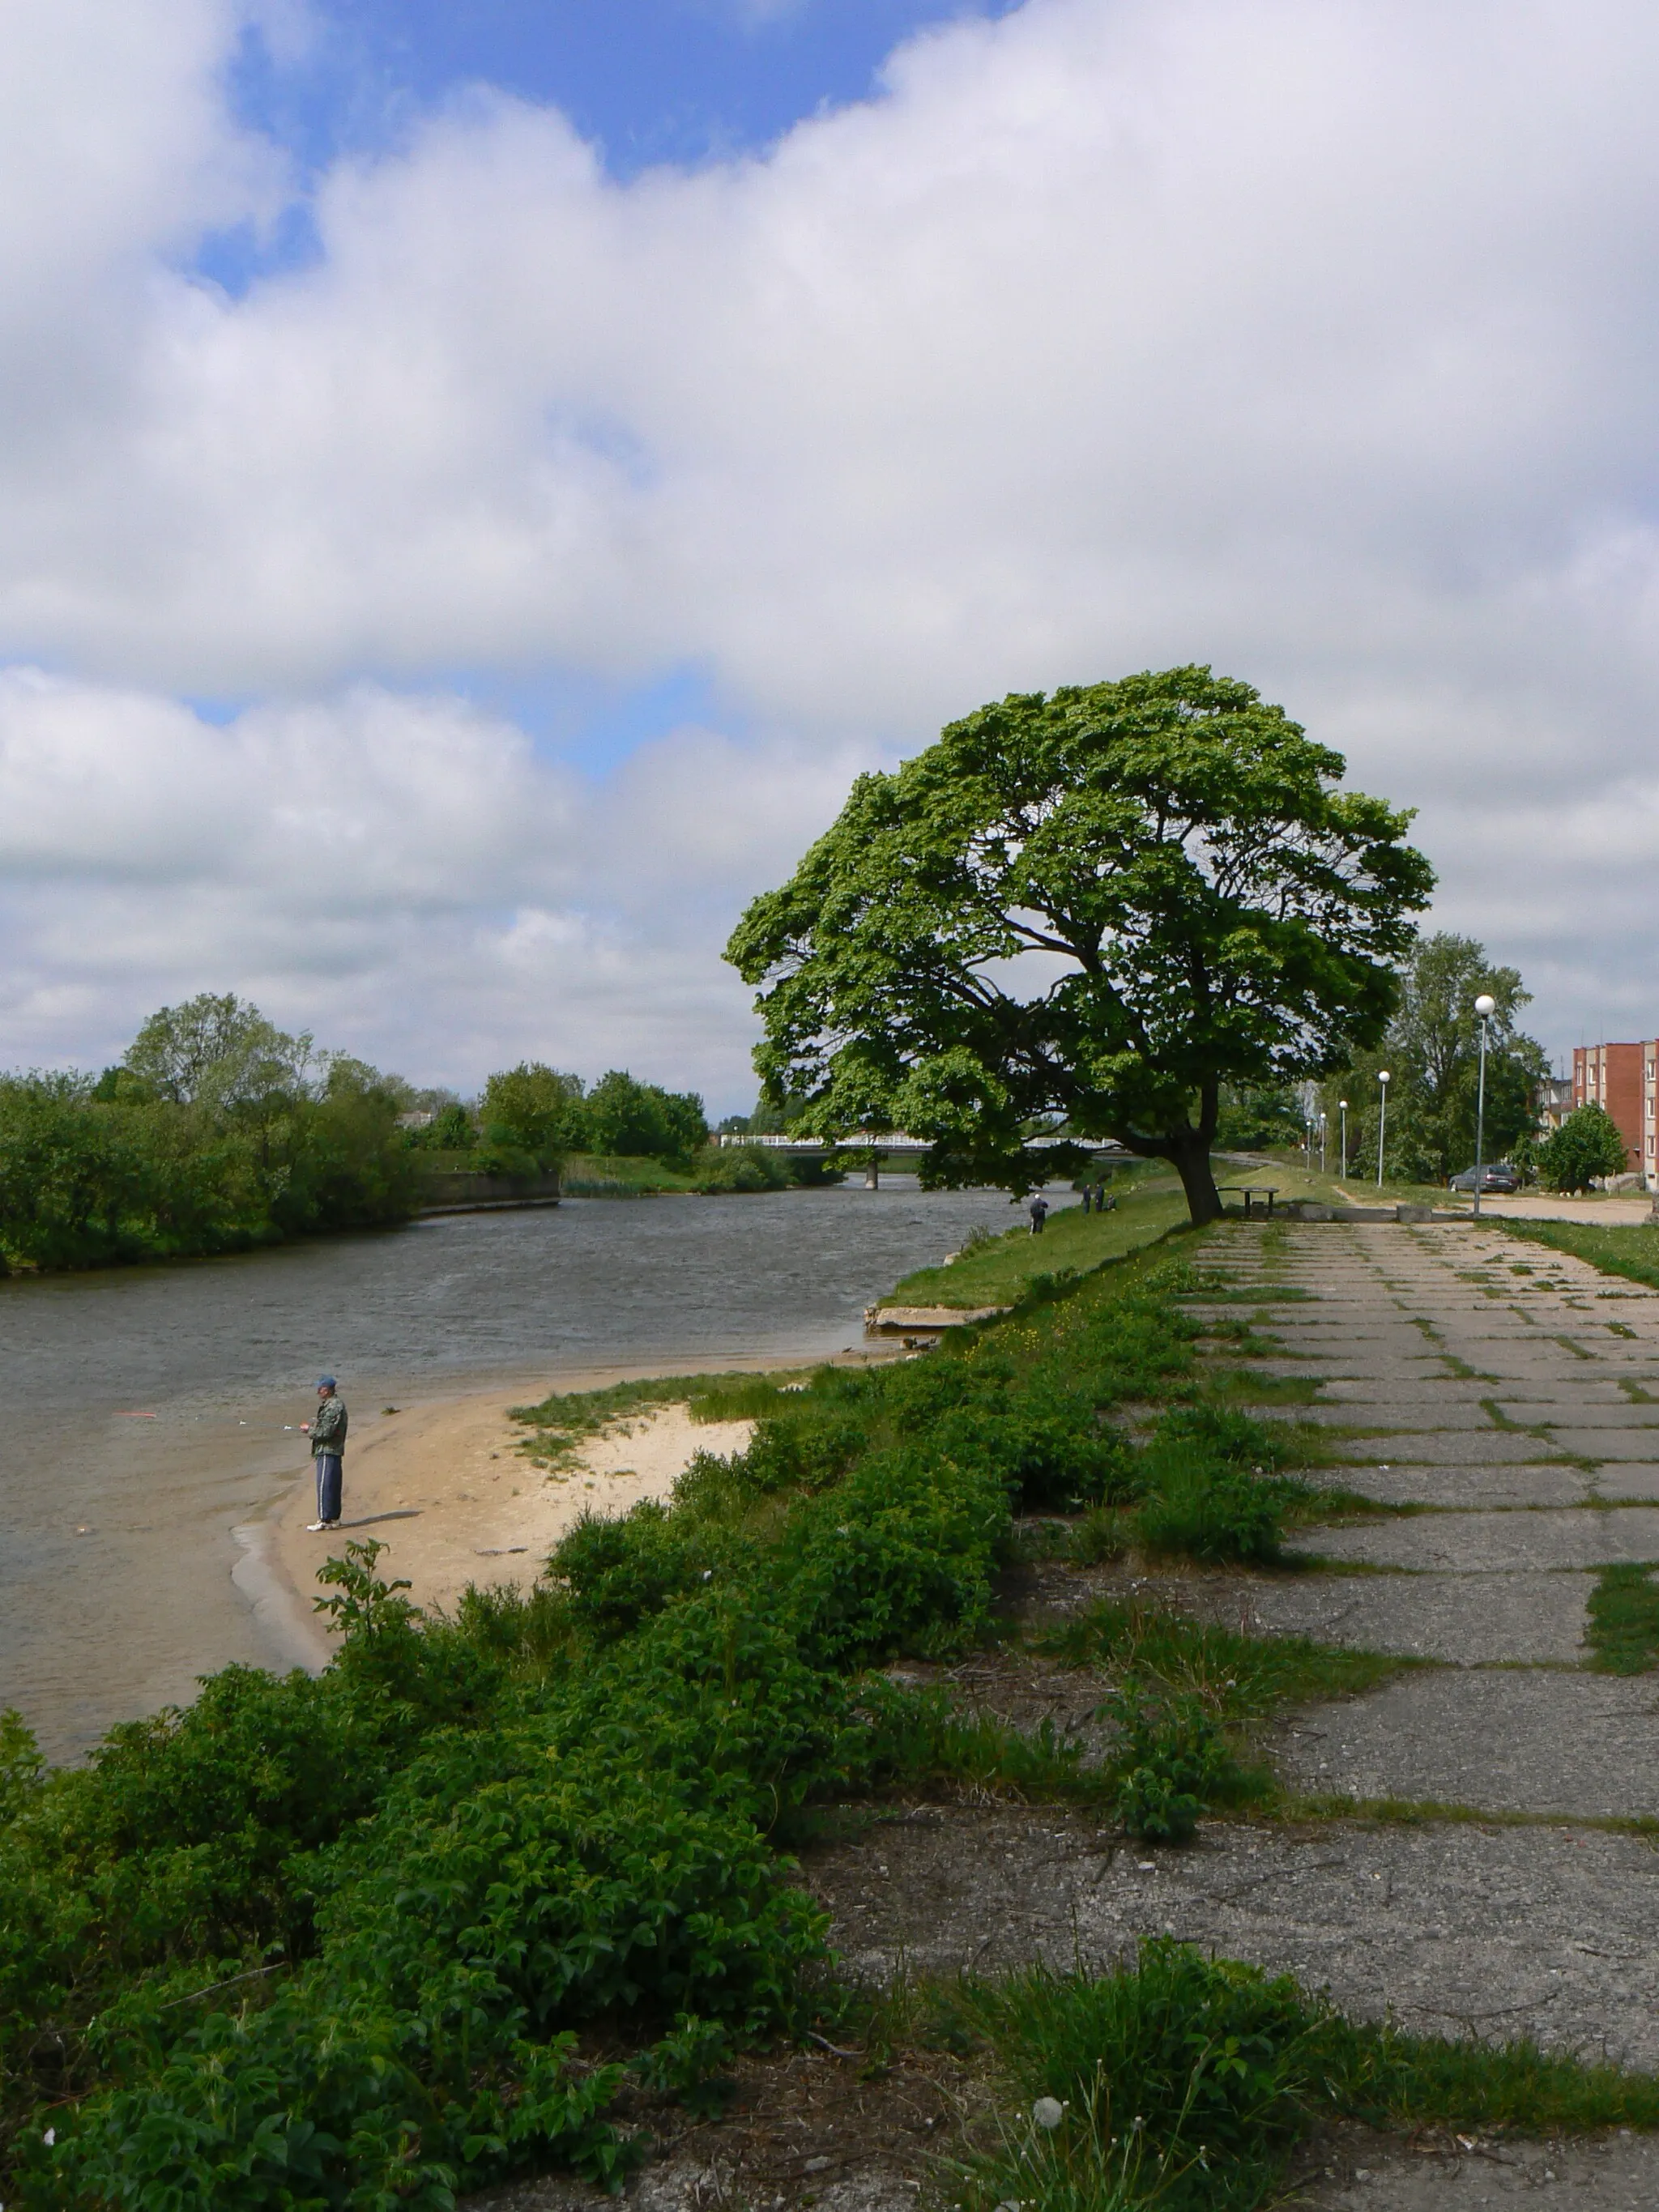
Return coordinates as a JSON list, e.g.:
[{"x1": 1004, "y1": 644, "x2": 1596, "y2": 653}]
[{"x1": 2, "y1": 0, "x2": 1658, "y2": 1110}]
